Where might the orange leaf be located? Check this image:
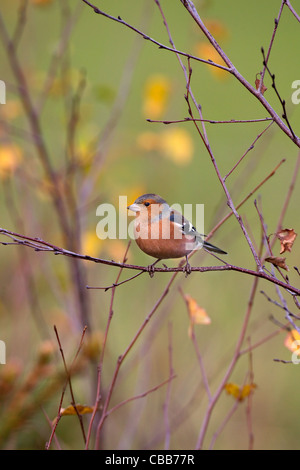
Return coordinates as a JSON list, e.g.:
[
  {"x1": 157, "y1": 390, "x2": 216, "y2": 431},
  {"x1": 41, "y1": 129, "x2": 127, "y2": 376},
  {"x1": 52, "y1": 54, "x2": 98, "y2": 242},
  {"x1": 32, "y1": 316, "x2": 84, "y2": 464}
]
[
  {"x1": 276, "y1": 228, "x2": 297, "y2": 254},
  {"x1": 265, "y1": 256, "x2": 289, "y2": 271},
  {"x1": 284, "y1": 329, "x2": 300, "y2": 353},
  {"x1": 0, "y1": 144, "x2": 22, "y2": 180},
  {"x1": 183, "y1": 294, "x2": 211, "y2": 325},
  {"x1": 194, "y1": 43, "x2": 228, "y2": 80},
  {"x1": 203, "y1": 19, "x2": 229, "y2": 41},
  {"x1": 181, "y1": 292, "x2": 211, "y2": 337}
]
